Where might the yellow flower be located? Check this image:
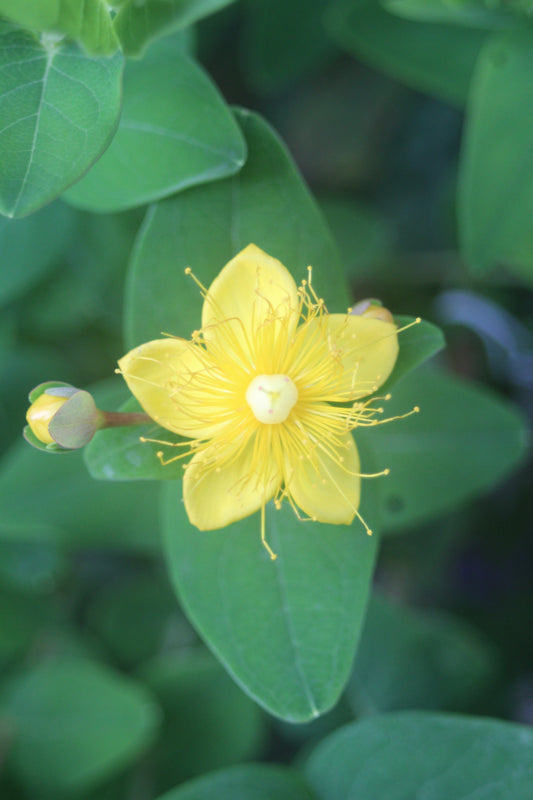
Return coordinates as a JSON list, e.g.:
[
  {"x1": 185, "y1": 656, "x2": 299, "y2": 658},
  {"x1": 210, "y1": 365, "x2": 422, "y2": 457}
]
[{"x1": 119, "y1": 245, "x2": 401, "y2": 559}]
